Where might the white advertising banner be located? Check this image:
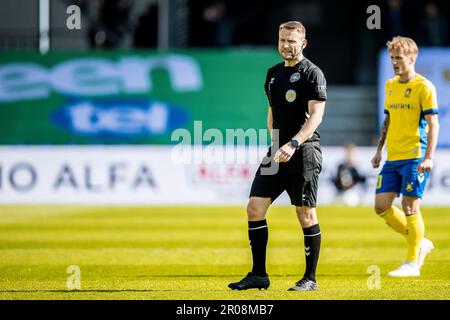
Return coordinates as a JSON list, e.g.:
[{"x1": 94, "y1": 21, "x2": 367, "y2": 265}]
[
  {"x1": 1, "y1": 146, "x2": 449, "y2": 206},
  {"x1": 0, "y1": 146, "x2": 265, "y2": 205}
]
